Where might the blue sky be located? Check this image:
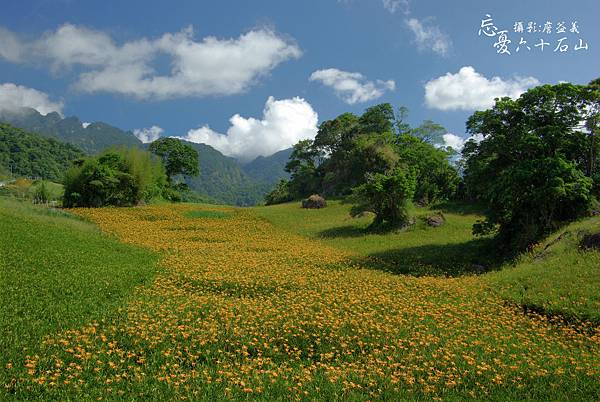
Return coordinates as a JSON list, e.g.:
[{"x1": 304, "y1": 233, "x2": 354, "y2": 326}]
[{"x1": 0, "y1": 0, "x2": 598, "y2": 160}]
